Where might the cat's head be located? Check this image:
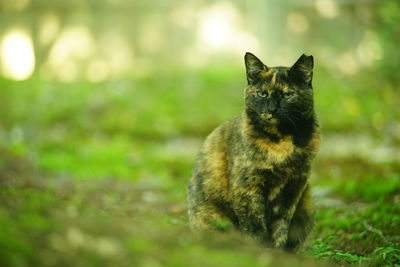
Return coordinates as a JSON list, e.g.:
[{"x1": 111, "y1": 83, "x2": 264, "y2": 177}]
[{"x1": 244, "y1": 52, "x2": 314, "y2": 132}]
